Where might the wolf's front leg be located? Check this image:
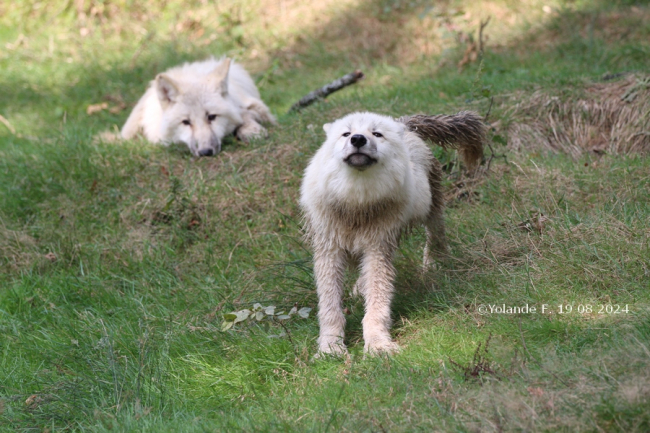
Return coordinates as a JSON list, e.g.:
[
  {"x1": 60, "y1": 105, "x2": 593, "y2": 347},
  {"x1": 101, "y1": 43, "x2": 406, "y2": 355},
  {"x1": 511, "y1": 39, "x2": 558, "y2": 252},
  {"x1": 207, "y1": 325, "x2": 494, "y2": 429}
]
[
  {"x1": 313, "y1": 245, "x2": 348, "y2": 356},
  {"x1": 244, "y1": 98, "x2": 276, "y2": 125},
  {"x1": 120, "y1": 90, "x2": 149, "y2": 140},
  {"x1": 360, "y1": 243, "x2": 400, "y2": 355},
  {"x1": 236, "y1": 111, "x2": 268, "y2": 142}
]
